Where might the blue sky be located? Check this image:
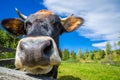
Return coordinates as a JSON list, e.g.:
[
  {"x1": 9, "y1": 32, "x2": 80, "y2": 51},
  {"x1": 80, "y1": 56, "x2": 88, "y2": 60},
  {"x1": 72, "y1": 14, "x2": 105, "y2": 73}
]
[{"x1": 0, "y1": 0, "x2": 120, "y2": 53}]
